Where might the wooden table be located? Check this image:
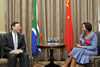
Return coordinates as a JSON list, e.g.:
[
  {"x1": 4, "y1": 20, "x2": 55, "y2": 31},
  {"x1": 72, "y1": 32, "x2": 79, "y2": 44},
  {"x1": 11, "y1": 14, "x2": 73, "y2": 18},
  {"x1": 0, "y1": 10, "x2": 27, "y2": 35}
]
[{"x1": 38, "y1": 44, "x2": 65, "y2": 67}]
